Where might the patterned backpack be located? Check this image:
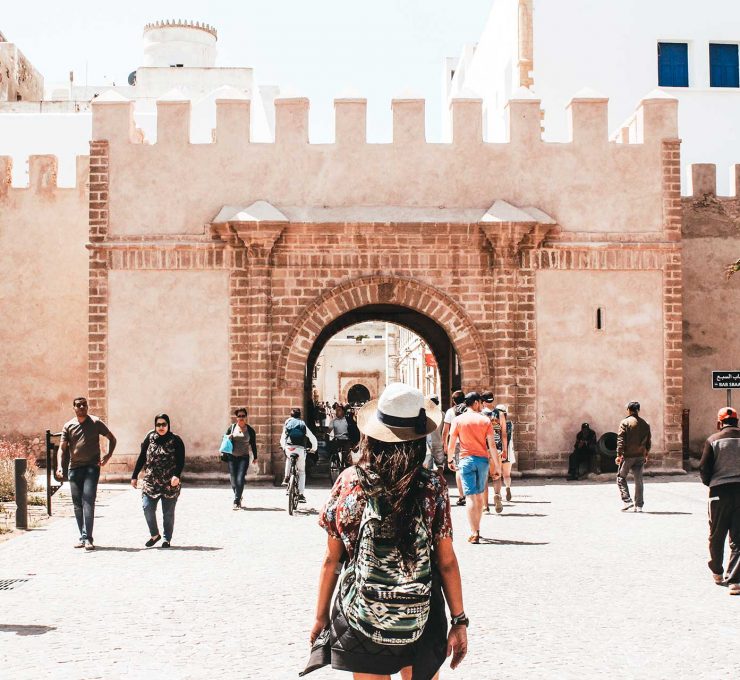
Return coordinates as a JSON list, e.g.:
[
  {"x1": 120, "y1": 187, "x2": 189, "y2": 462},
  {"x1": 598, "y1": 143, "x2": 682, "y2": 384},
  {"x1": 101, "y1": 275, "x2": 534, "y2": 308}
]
[{"x1": 339, "y1": 480, "x2": 432, "y2": 646}]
